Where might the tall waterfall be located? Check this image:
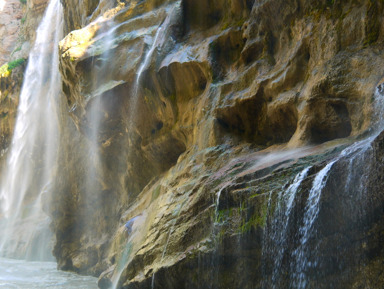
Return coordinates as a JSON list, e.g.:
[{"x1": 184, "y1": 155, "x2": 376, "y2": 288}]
[{"x1": 0, "y1": 0, "x2": 63, "y2": 260}]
